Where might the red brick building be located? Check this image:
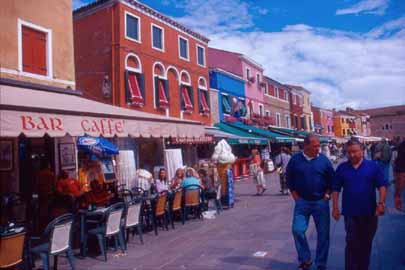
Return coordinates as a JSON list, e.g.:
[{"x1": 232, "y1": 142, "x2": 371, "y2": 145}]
[
  {"x1": 360, "y1": 105, "x2": 405, "y2": 140},
  {"x1": 73, "y1": 0, "x2": 211, "y2": 125}
]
